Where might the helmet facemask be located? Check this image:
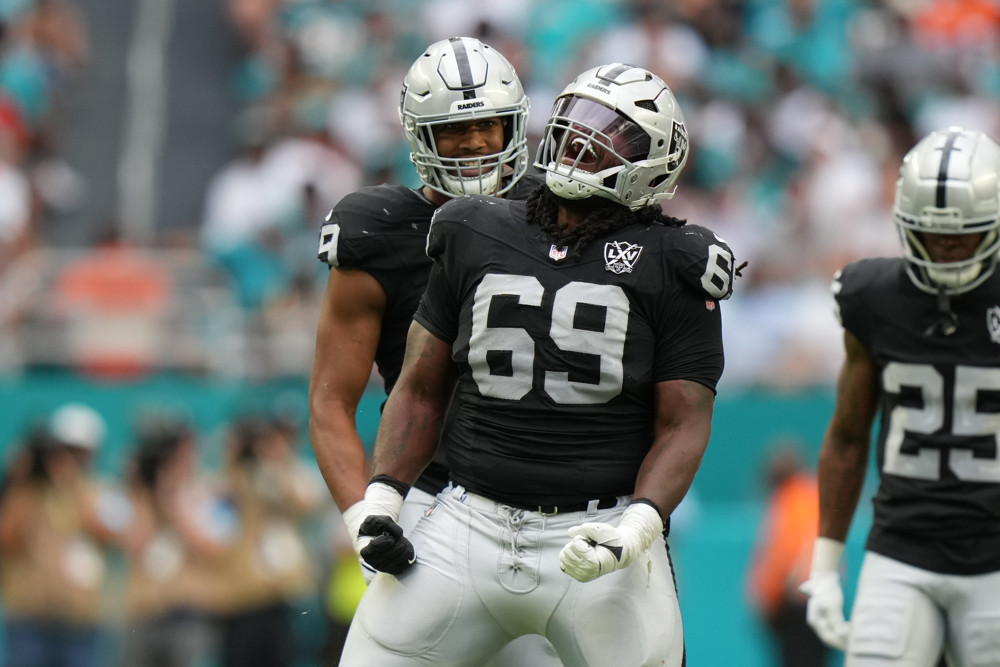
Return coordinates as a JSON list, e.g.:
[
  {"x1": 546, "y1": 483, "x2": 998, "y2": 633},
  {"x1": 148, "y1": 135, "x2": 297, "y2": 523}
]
[
  {"x1": 534, "y1": 64, "x2": 688, "y2": 210},
  {"x1": 404, "y1": 110, "x2": 529, "y2": 197},
  {"x1": 537, "y1": 97, "x2": 652, "y2": 204},
  {"x1": 899, "y1": 221, "x2": 999, "y2": 296}
]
